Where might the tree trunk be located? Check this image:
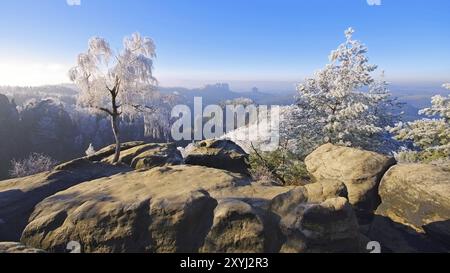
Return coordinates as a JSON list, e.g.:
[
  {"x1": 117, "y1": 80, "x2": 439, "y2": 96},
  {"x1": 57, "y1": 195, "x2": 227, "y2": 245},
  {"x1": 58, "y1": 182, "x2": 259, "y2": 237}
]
[
  {"x1": 110, "y1": 79, "x2": 121, "y2": 163},
  {"x1": 111, "y1": 114, "x2": 121, "y2": 163}
]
